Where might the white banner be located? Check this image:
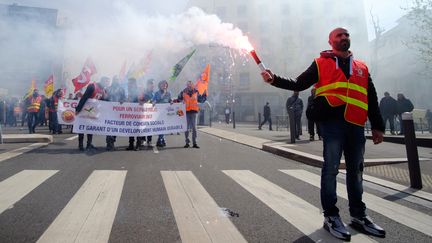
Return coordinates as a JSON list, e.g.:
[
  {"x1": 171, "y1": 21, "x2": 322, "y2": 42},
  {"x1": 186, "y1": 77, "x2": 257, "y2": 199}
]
[
  {"x1": 58, "y1": 99, "x2": 79, "y2": 125},
  {"x1": 71, "y1": 99, "x2": 187, "y2": 136}
]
